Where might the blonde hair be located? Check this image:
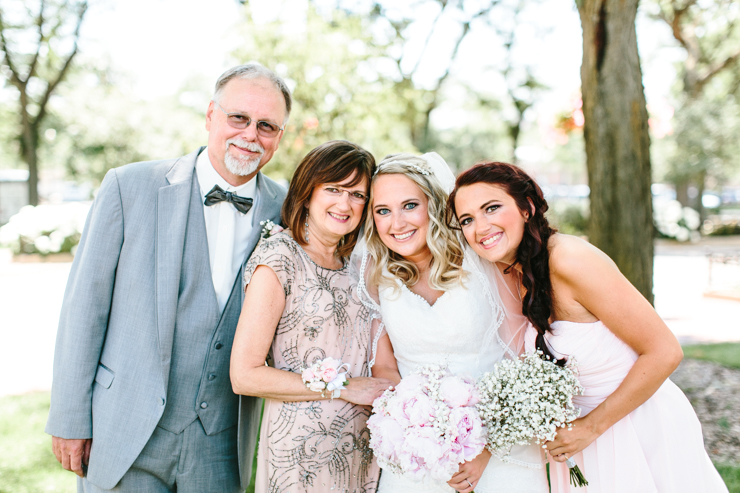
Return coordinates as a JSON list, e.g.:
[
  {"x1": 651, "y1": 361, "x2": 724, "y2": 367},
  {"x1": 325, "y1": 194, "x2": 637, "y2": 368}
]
[{"x1": 364, "y1": 153, "x2": 465, "y2": 293}]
